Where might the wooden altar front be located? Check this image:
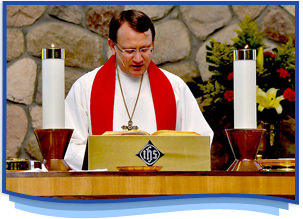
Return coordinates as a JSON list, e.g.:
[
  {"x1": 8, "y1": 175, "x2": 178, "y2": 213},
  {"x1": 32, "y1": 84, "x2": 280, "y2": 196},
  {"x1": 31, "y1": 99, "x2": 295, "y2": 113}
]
[{"x1": 5, "y1": 171, "x2": 295, "y2": 200}]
